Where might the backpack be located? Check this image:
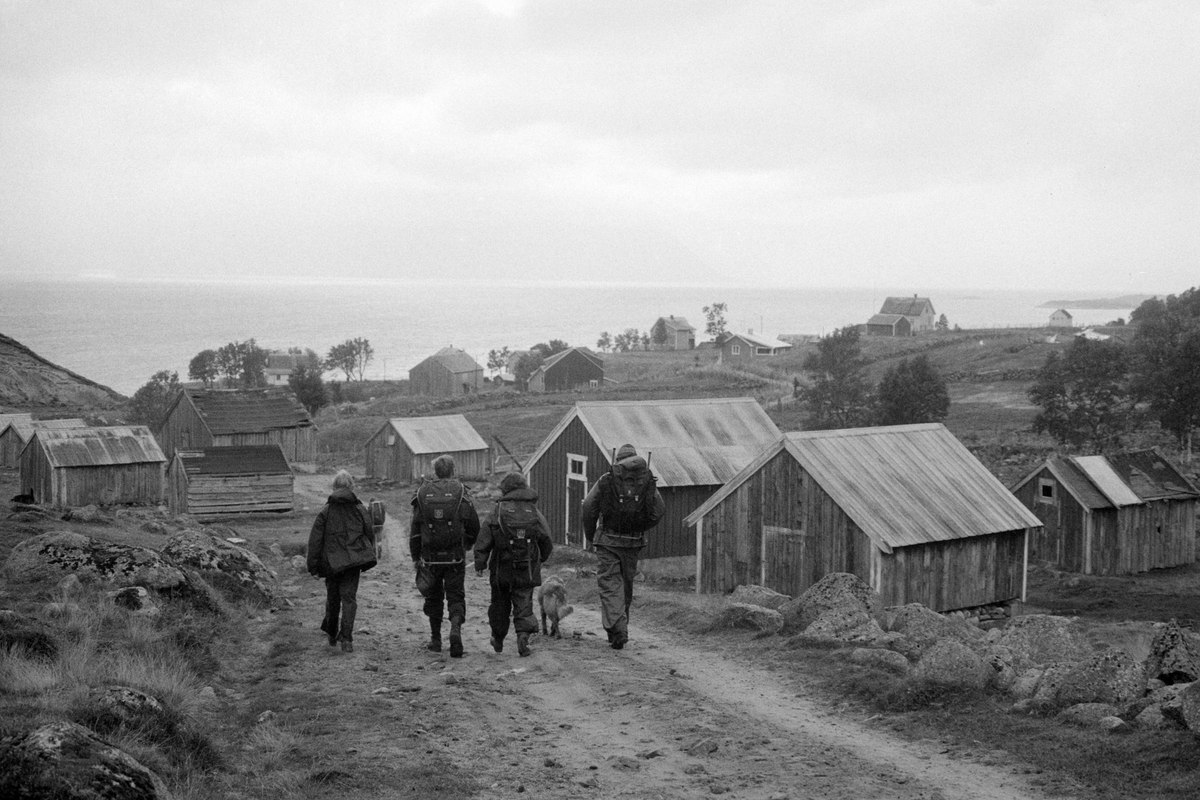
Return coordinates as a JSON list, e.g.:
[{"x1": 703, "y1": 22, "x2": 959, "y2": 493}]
[
  {"x1": 415, "y1": 479, "x2": 467, "y2": 561},
  {"x1": 497, "y1": 499, "x2": 543, "y2": 585},
  {"x1": 601, "y1": 455, "x2": 658, "y2": 535}
]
